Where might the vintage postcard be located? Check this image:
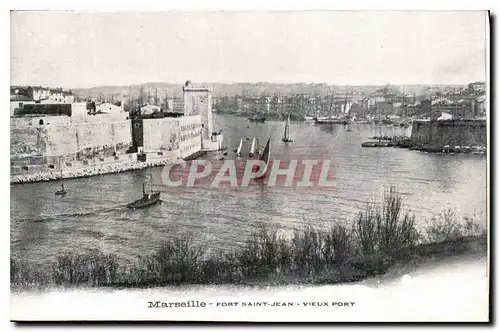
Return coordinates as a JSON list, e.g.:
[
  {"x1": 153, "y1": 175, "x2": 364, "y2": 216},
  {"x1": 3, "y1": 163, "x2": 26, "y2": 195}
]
[{"x1": 9, "y1": 10, "x2": 490, "y2": 322}]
